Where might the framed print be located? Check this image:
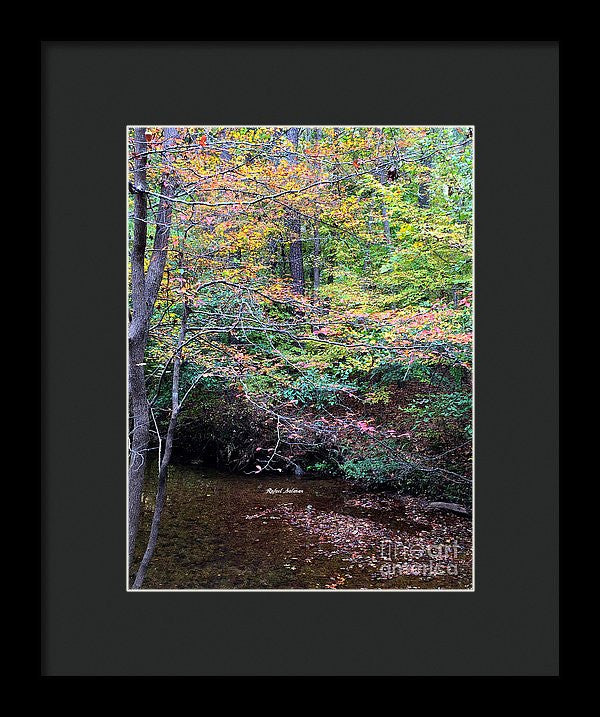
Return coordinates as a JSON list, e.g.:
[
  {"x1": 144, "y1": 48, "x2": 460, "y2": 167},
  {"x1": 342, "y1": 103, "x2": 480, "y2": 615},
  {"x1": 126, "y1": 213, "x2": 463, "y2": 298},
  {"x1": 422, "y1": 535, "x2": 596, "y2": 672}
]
[{"x1": 42, "y1": 40, "x2": 559, "y2": 676}]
